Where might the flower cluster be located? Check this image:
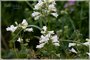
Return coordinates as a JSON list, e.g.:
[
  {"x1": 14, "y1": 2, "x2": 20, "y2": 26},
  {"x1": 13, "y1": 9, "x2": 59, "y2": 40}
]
[
  {"x1": 36, "y1": 26, "x2": 60, "y2": 48},
  {"x1": 6, "y1": 19, "x2": 33, "y2": 33},
  {"x1": 68, "y1": 38, "x2": 90, "y2": 54},
  {"x1": 6, "y1": 19, "x2": 33, "y2": 42},
  {"x1": 32, "y1": 0, "x2": 58, "y2": 20}
]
